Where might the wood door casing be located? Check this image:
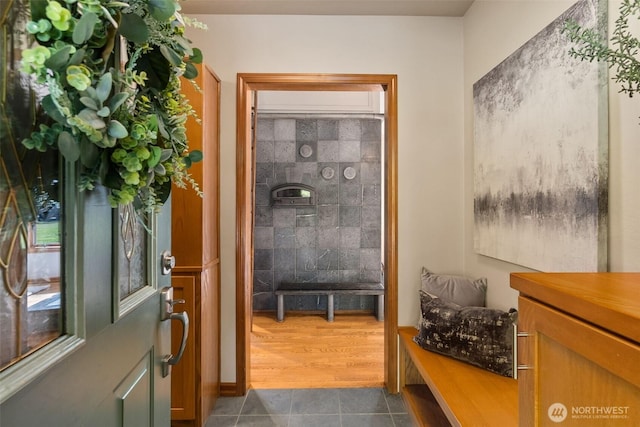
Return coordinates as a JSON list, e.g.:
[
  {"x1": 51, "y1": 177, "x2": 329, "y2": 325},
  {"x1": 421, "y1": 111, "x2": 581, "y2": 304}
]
[{"x1": 235, "y1": 73, "x2": 399, "y2": 395}]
